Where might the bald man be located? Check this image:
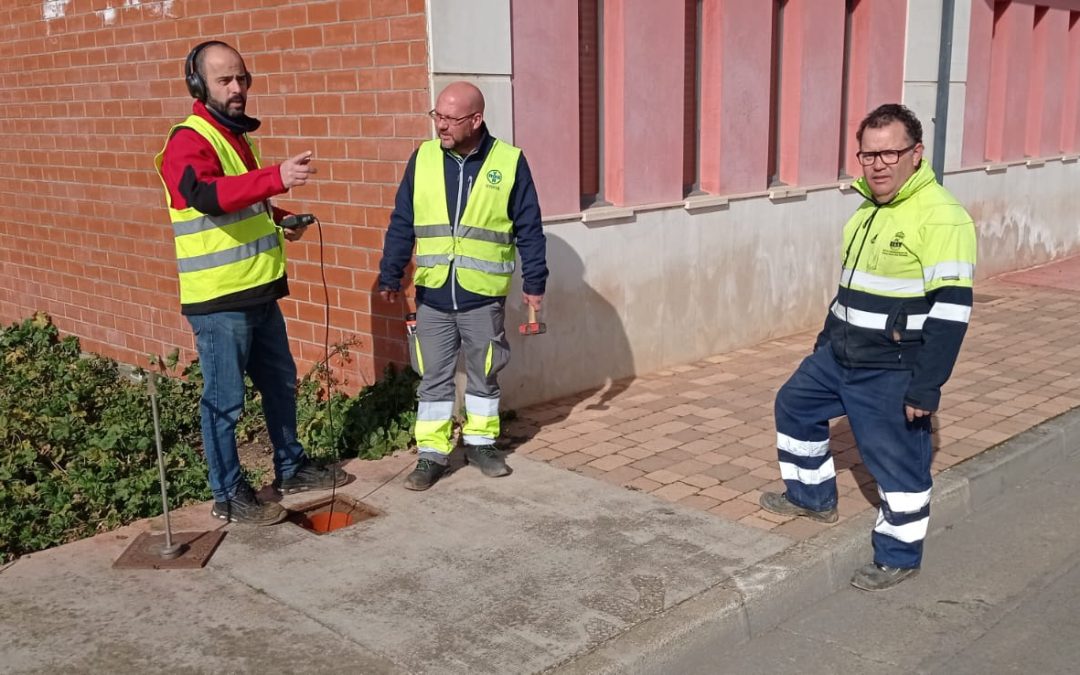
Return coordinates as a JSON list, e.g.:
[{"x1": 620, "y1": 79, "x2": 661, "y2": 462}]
[
  {"x1": 156, "y1": 41, "x2": 349, "y2": 525},
  {"x1": 379, "y1": 82, "x2": 548, "y2": 491}
]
